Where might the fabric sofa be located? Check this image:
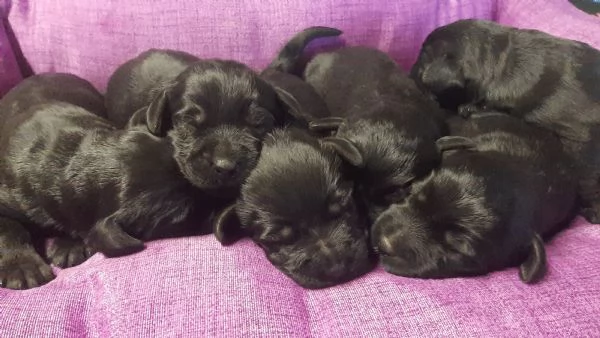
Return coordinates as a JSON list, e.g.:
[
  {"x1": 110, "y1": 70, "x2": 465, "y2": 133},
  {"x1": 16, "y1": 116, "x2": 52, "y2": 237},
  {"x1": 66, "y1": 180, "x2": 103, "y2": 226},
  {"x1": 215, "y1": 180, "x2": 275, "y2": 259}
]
[{"x1": 1, "y1": 0, "x2": 599, "y2": 336}]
